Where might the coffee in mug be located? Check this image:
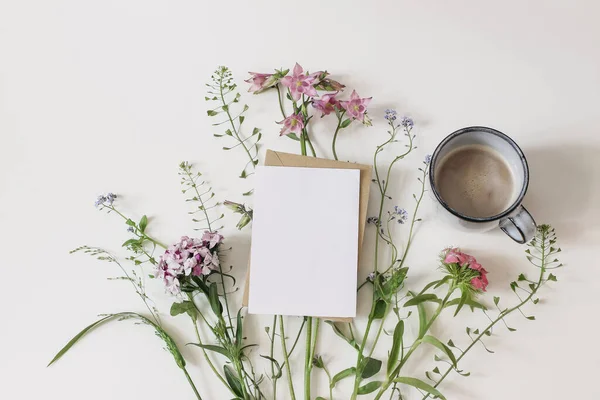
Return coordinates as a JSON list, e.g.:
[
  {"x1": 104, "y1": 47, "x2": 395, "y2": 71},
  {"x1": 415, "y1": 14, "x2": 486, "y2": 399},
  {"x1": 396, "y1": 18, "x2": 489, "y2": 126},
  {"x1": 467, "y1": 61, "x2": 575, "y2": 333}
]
[{"x1": 429, "y1": 127, "x2": 536, "y2": 243}]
